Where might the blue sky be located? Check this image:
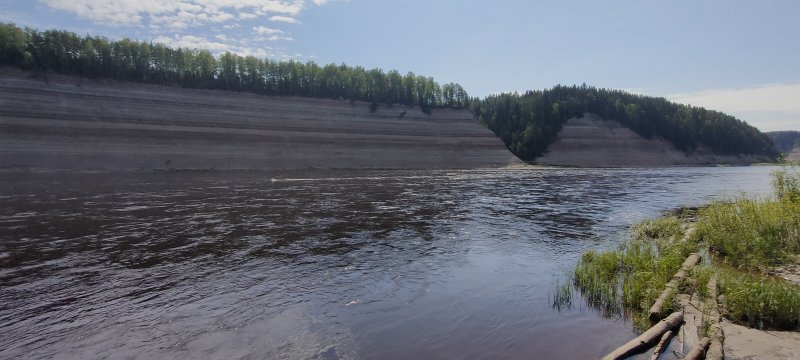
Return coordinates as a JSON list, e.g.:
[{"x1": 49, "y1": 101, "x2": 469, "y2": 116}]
[{"x1": 1, "y1": 0, "x2": 798, "y2": 130}]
